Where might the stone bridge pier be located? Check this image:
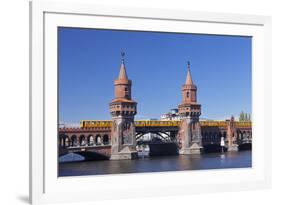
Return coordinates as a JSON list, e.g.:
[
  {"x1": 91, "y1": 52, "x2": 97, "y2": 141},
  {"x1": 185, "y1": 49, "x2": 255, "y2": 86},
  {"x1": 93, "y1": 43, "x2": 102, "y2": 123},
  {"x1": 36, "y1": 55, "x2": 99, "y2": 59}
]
[{"x1": 226, "y1": 116, "x2": 239, "y2": 151}]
